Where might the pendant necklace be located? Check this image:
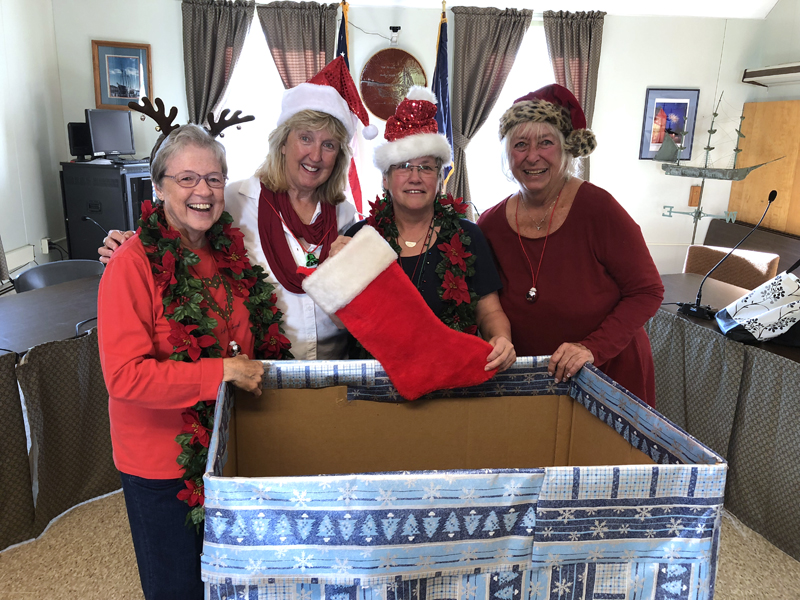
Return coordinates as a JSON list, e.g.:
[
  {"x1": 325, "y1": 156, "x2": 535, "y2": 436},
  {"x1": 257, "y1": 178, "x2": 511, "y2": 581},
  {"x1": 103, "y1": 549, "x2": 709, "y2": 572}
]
[
  {"x1": 398, "y1": 227, "x2": 429, "y2": 248},
  {"x1": 398, "y1": 217, "x2": 435, "y2": 289},
  {"x1": 514, "y1": 189, "x2": 562, "y2": 303}
]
